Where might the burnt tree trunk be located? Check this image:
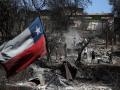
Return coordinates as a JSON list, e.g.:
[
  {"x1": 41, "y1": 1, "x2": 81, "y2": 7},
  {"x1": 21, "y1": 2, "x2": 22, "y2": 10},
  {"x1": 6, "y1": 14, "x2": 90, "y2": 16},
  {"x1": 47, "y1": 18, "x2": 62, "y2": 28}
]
[{"x1": 76, "y1": 39, "x2": 91, "y2": 64}]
